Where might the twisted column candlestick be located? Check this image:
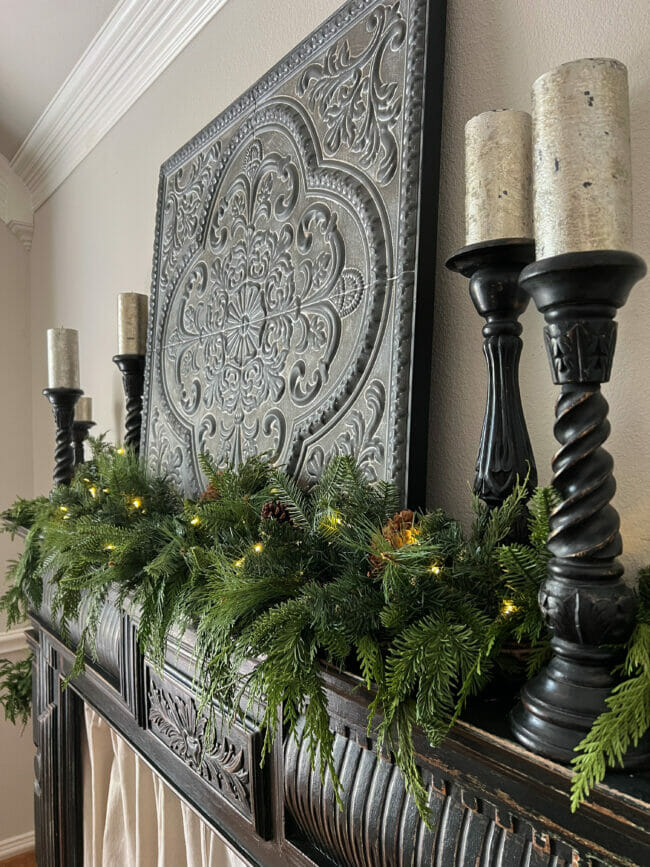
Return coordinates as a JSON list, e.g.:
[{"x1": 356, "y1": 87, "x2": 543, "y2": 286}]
[
  {"x1": 446, "y1": 239, "x2": 537, "y2": 513},
  {"x1": 113, "y1": 354, "x2": 145, "y2": 455},
  {"x1": 43, "y1": 388, "x2": 83, "y2": 487},
  {"x1": 511, "y1": 250, "x2": 650, "y2": 764},
  {"x1": 72, "y1": 420, "x2": 96, "y2": 466}
]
